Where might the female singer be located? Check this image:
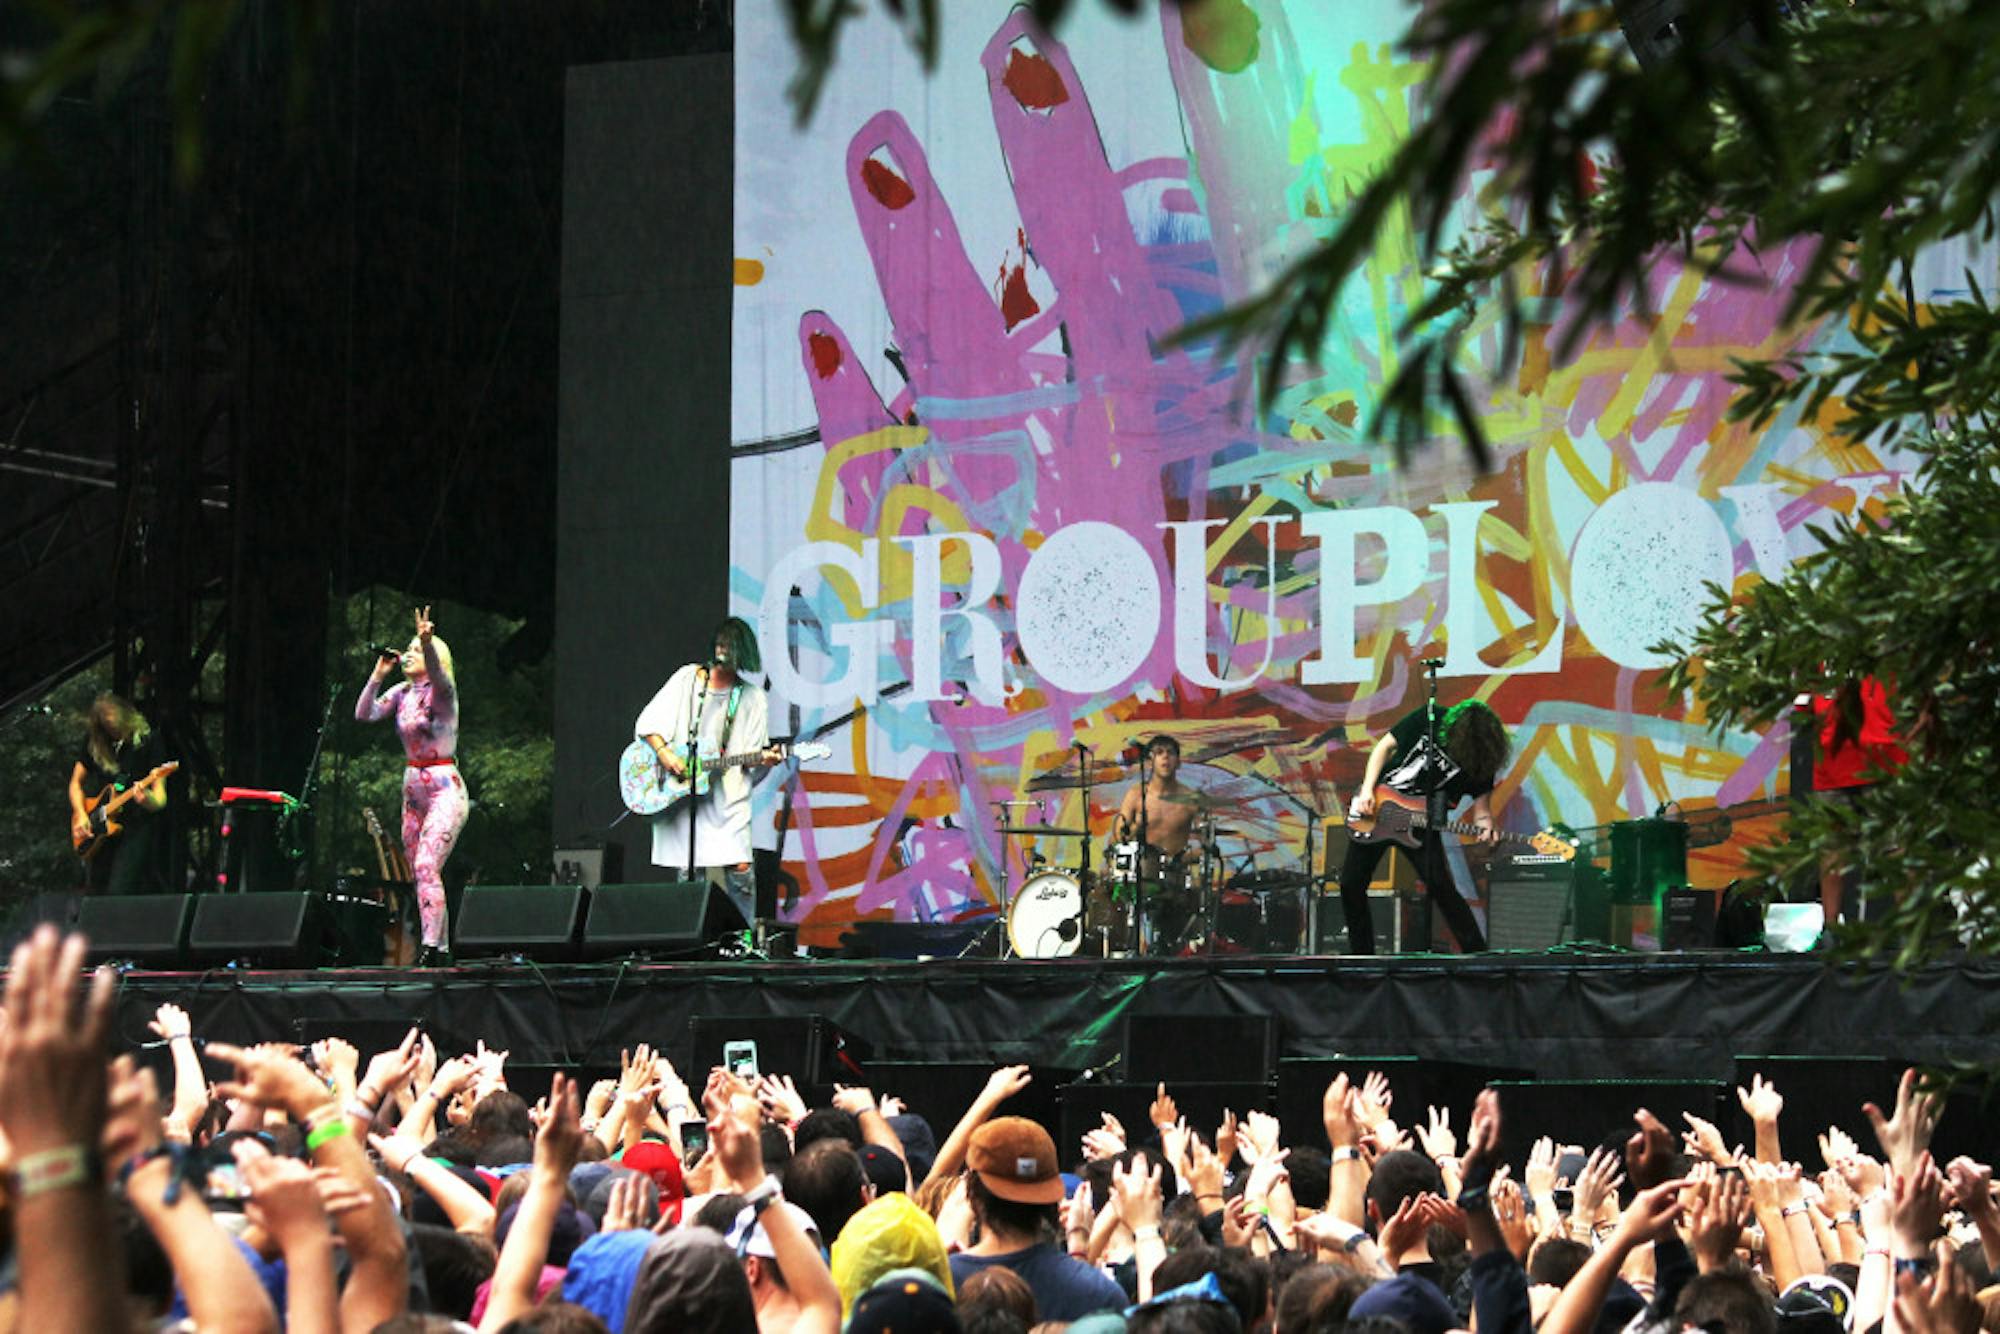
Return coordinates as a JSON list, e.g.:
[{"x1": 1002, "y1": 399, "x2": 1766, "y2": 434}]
[{"x1": 356, "y1": 605, "x2": 467, "y2": 963}]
